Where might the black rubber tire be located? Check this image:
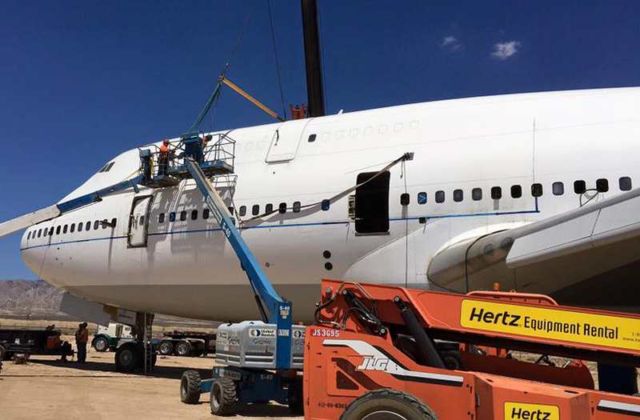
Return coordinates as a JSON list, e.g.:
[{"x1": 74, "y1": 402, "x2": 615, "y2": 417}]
[
  {"x1": 180, "y1": 370, "x2": 201, "y2": 404},
  {"x1": 115, "y1": 344, "x2": 139, "y2": 373},
  {"x1": 341, "y1": 389, "x2": 436, "y2": 420},
  {"x1": 93, "y1": 336, "x2": 109, "y2": 352},
  {"x1": 175, "y1": 341, "x2": 191, "y2": 357},
  {"x1": 288, "y1": 378, "x2": 304, "y2": 415},
  {"x1": 158, "y1": 340, "x2": 174, "y2": 356},
  {"x1": 210, "y1": 377, "x2": 238, "y2": 416}
]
